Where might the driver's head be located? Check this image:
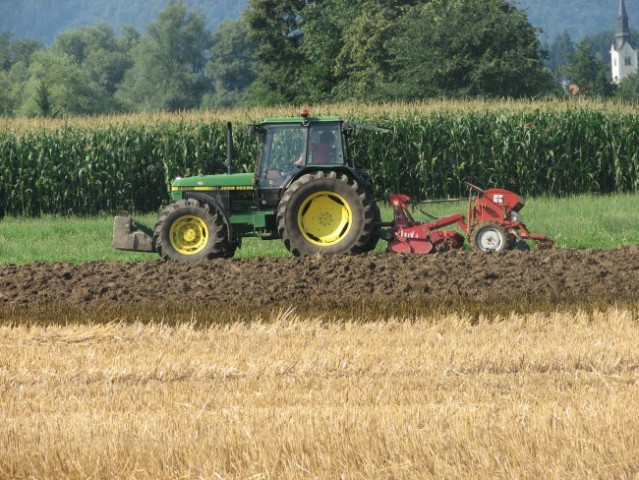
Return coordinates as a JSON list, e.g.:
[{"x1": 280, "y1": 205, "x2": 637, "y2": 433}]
[{"x1": 319, "y1": 131, "x2": 335, "y2": 144}]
